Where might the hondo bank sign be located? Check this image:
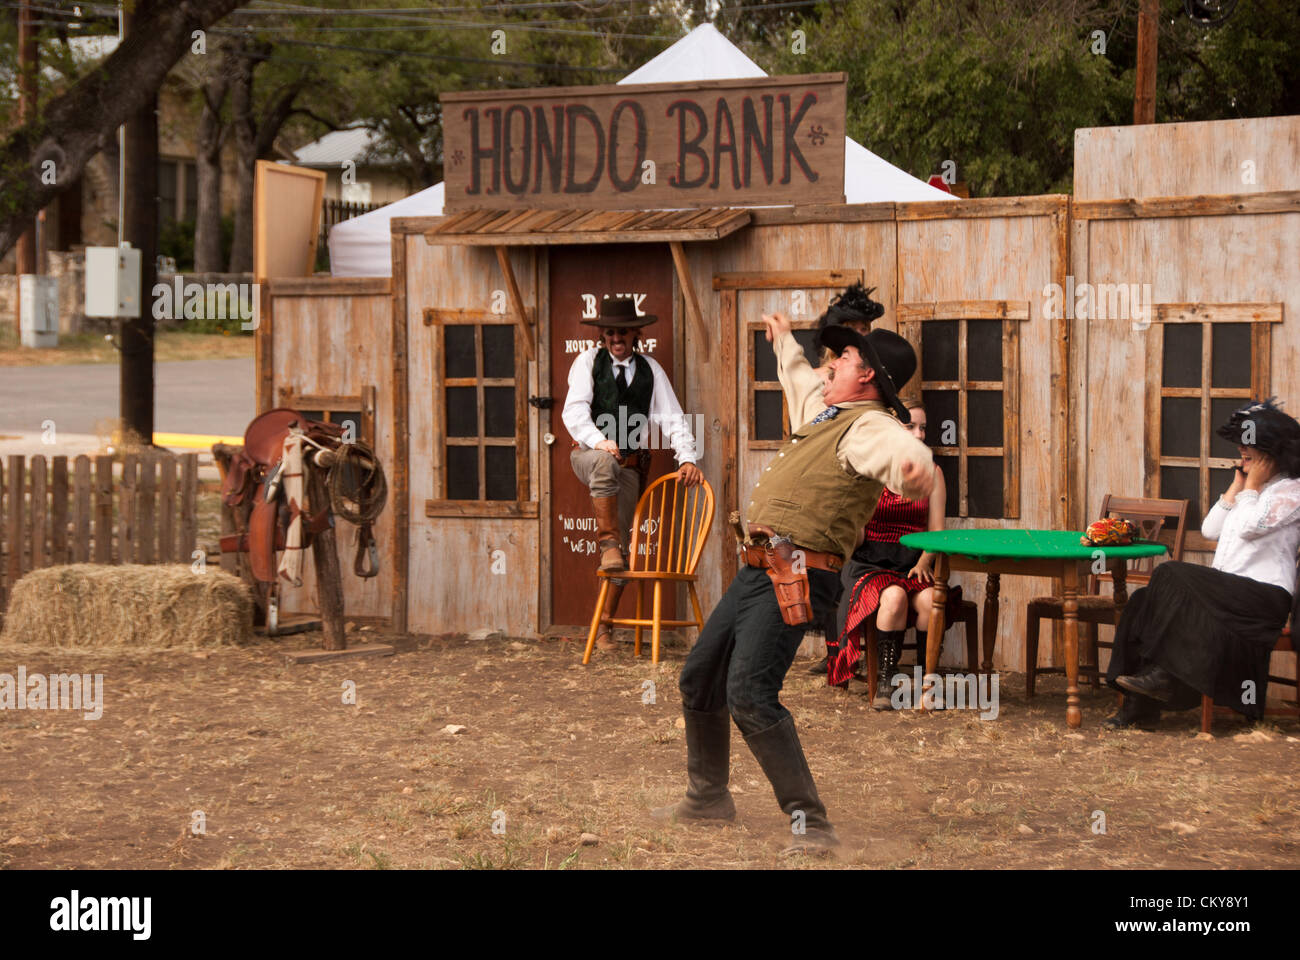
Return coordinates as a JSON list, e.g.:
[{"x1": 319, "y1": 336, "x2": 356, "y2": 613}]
[{"x1": 440, "y1": 73, "x2": 847, "y2": 211}]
